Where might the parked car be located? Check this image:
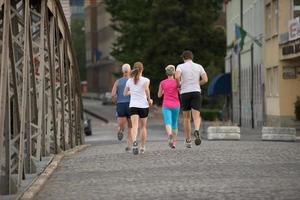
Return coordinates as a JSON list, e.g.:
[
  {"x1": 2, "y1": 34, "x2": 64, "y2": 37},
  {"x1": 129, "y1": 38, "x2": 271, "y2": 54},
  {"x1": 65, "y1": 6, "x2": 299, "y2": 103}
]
[
  {"x1": 84, "y1": 114, "x2": 92, "y2": 136},
  {"x1": 102, "y1": 92, "x2": 113, "y2": 105}
]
